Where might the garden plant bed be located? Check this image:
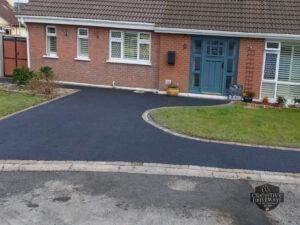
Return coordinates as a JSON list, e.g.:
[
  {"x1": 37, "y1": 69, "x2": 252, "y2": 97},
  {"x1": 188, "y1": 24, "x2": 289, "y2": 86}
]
[
  {"x1": 150, "y1": 105, "x2": 300, "y2": 149},
  {"x1": 236, "y1": 101, "x2": 300, "y2": 110}
]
